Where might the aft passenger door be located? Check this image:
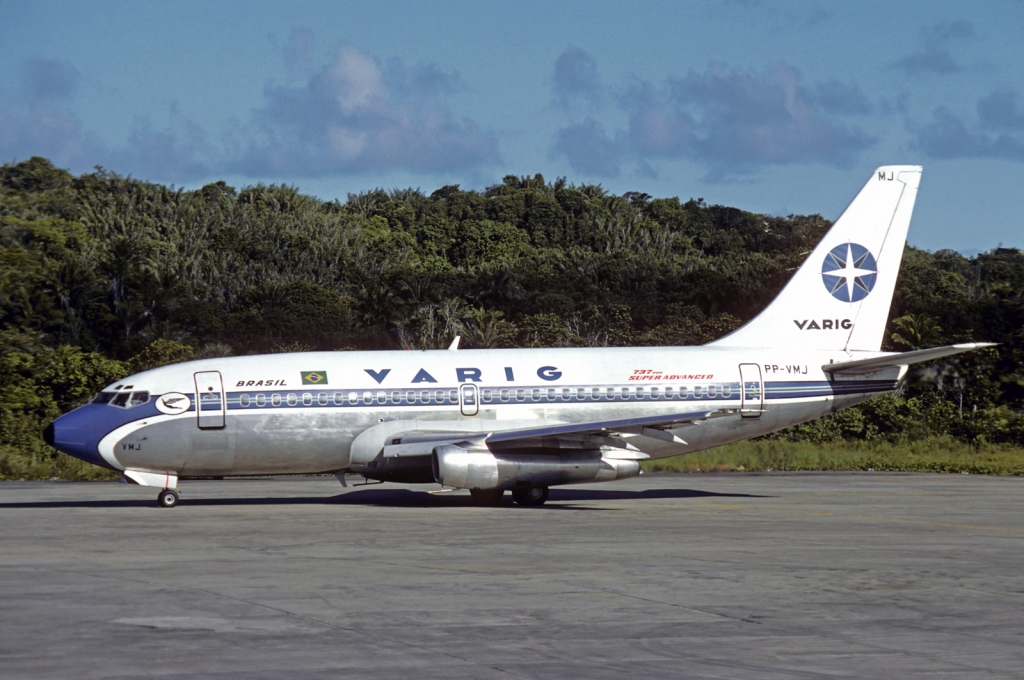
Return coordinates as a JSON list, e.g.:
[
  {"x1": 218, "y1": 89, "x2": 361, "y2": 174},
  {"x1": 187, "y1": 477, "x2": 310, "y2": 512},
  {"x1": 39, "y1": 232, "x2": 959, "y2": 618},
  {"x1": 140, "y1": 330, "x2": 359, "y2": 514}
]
[
  {"x1": 194, "y1": 371, "x2": 226, "y2": 429},
  {"x1": 739, "y1": 363, "x2": 763, "y2": 419},
  {"x1": 460, "y1": 384, "x2": 479, "y2": 416}
]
